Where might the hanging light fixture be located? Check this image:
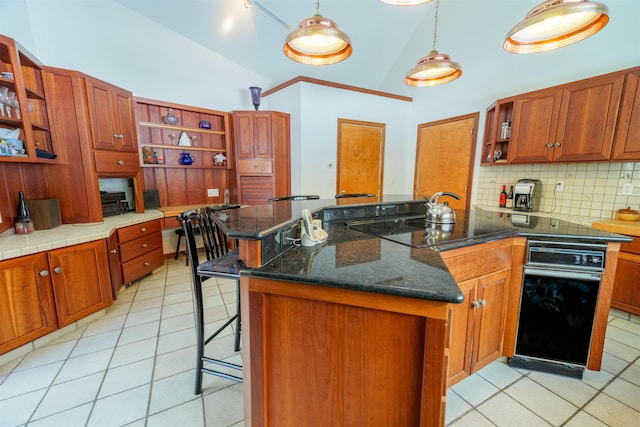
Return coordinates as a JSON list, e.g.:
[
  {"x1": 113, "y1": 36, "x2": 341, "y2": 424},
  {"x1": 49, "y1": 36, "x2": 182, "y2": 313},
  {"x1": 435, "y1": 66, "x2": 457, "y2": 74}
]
[
  {"x1": 249, "y1": 87, "x2": 262, "y2": 110},
  {"x1": 405, "y1": 0, "x2": 461, "y2": 87},
  {"x1": 504, "y1": 1, "x2": 609, "y2": 54},
  {"x1": 379, "y1": 0, "x2": 432, "y2": 5},
  {"x1": 284, "y1": 0, "x2": 352, "y2": 65}
]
